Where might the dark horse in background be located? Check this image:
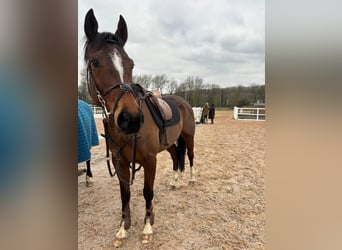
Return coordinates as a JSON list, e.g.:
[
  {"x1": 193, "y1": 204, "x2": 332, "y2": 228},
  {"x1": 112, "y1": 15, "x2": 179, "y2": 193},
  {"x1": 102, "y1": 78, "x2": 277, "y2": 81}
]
[
  {"x1": 84, "y1": 9, "x2": 195, "y2": 246},
  {"x1": 78, "y1": 99, "x2": 99, "y2": 187}
]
